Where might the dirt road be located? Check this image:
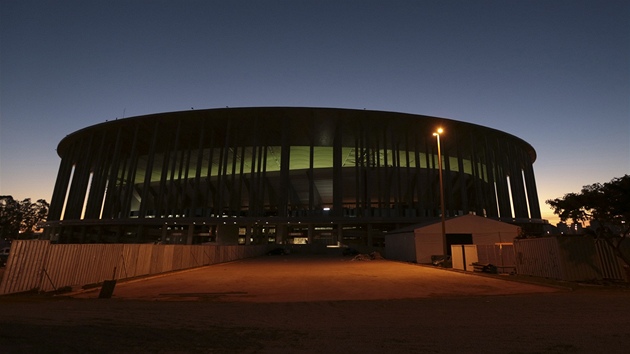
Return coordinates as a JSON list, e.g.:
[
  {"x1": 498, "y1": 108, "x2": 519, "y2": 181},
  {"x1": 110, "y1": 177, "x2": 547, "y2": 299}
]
[{"x1": 1, "y1": 255, "x2": 629, "y2": 353}]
